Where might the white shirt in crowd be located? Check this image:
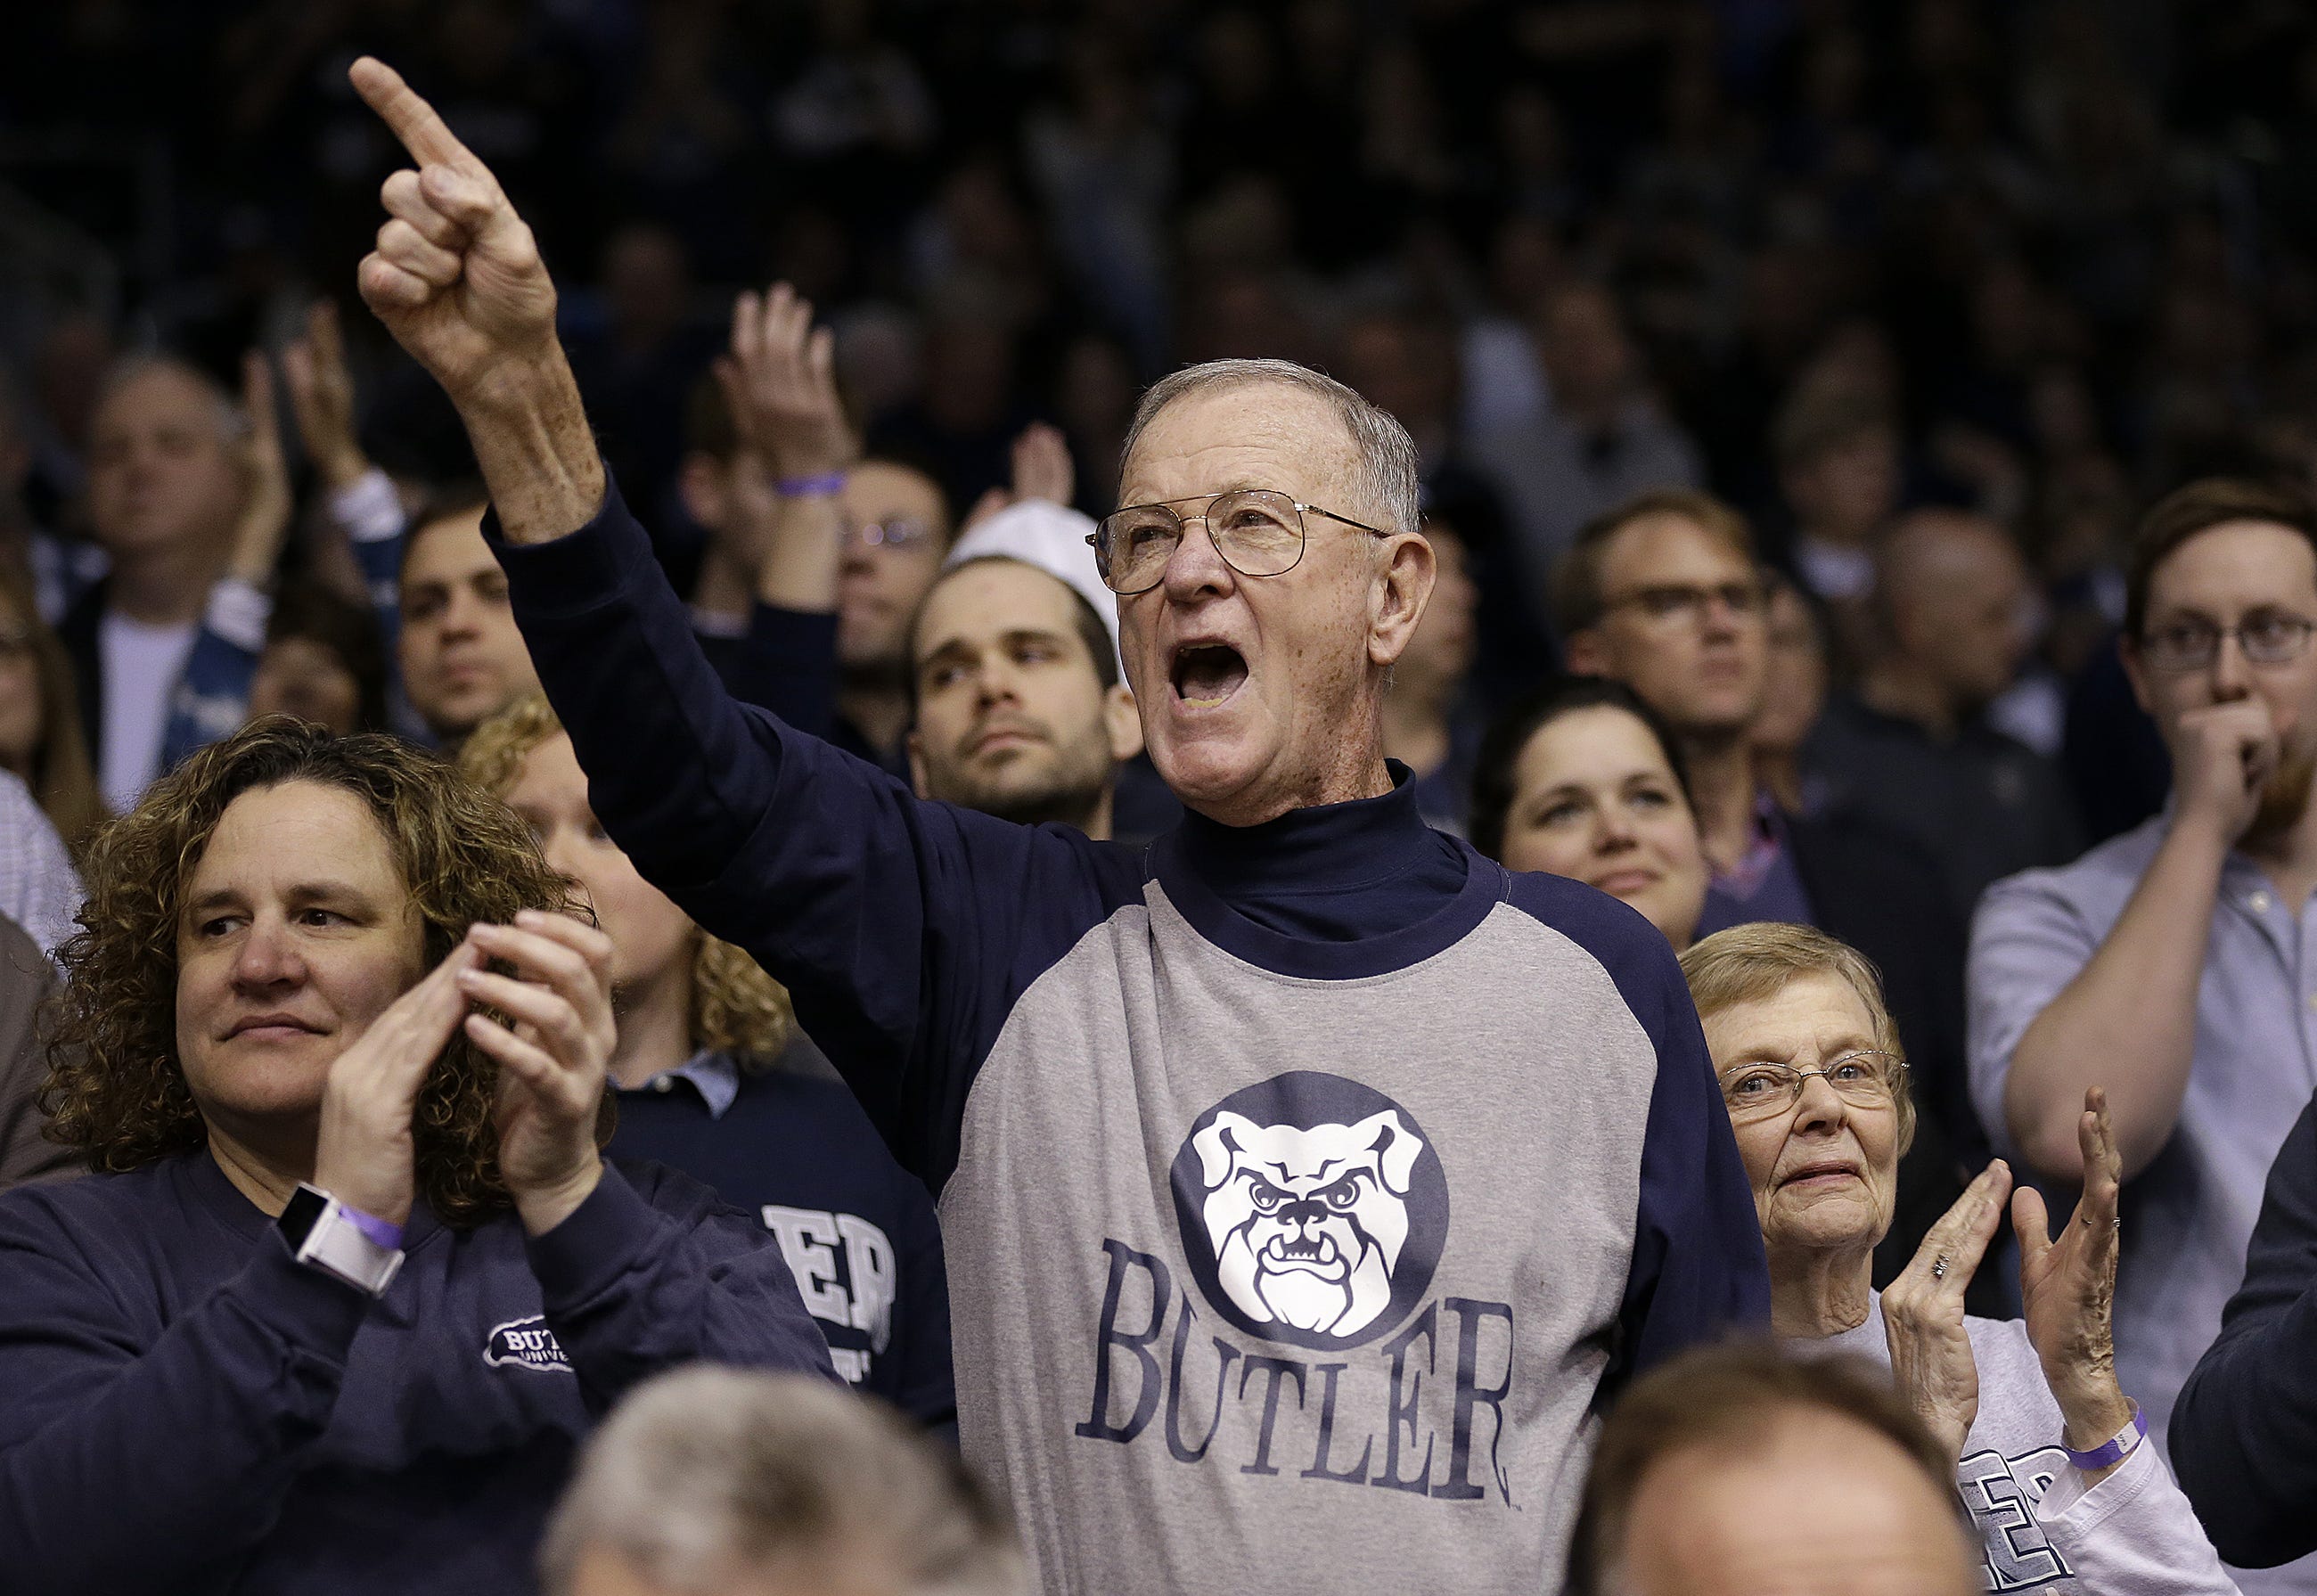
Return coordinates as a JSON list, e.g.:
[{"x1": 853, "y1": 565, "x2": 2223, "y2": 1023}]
[{"x1": 95, "y1": 611, "x2": 197, "y2": 815}]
